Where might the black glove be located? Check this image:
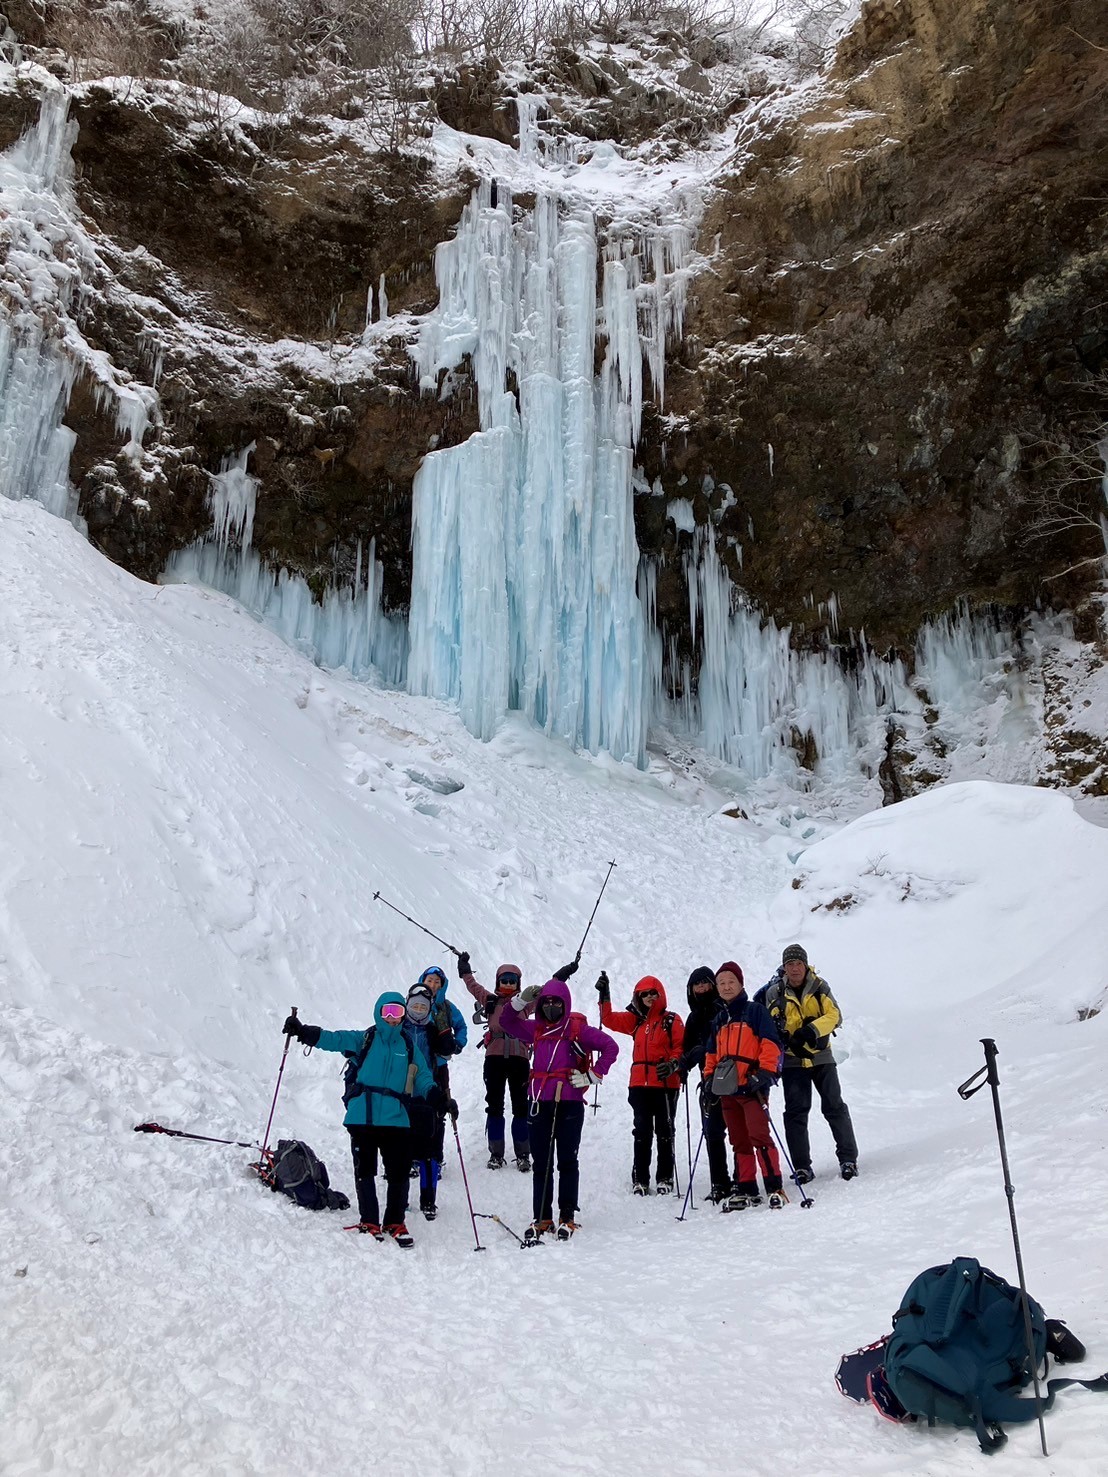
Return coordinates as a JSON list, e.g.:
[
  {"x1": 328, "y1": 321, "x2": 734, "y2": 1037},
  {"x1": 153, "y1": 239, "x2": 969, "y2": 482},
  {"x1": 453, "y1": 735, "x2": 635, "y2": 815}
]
[
  {"x1": 699, "y1": 1075, "x2": 714, "y2": 1108},
  {"x1": 446, "y1": 1097, "x2": 459, "y2": 1122},
  {"x1": 594, "y1": 971, "x2": 610, "y2": 1003},
  {"x1": 657, "y1": 1058, "x2": 681, "y2": 1081},
  {"x1": 795, "y1": 1022, "x2": 821, "y2": 1051},
  {"x1": 744, "y1": 1069, "x2": 775, "y2": 1097},
  {"x1": 457, "y1": 951, "x2": 471, "y2": 978},
  {"x1": 282, "y1": 1014, "x2": 301, "y2": 1037},
  {"x1": 437, "y1": 1030, "x2": 459, "y2": 1056},
  {"x1": 552, "y1": 959, "x2": 579, "y2": 982}
]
